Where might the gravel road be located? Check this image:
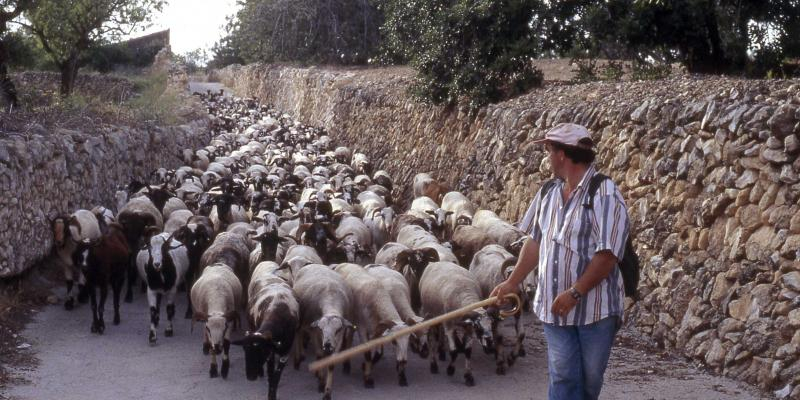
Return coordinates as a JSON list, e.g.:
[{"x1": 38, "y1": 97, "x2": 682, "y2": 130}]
[{"x1": 4, "y1": 288, "x2": 769, "y2": 400}]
